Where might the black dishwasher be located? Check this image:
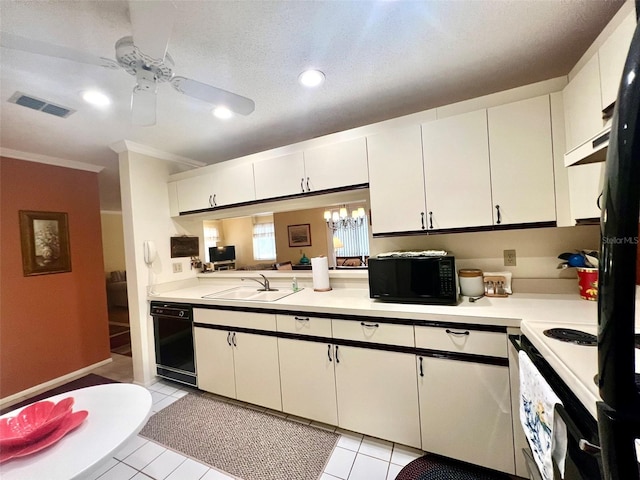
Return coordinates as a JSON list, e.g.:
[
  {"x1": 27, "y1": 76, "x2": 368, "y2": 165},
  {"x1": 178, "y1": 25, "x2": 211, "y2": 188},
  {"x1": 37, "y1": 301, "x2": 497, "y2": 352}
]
[{"x1": 150, "y1": 302, "x2": 197, "y2": 387}]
